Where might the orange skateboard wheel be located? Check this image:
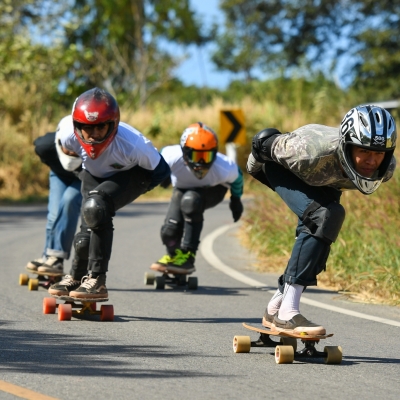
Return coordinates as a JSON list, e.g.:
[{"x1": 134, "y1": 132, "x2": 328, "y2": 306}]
[
  {"x1": 100, "y1": 304, "x2": 114, "y2": 321},
  {"x1": 58, "y1": 303, "x2": 72, "y2": 321},
  {"x1": 43, "y1": 297, "x2": 57, "y2": 314}
]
